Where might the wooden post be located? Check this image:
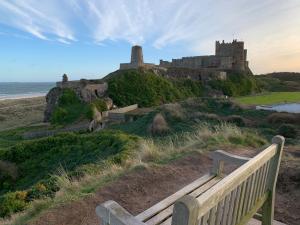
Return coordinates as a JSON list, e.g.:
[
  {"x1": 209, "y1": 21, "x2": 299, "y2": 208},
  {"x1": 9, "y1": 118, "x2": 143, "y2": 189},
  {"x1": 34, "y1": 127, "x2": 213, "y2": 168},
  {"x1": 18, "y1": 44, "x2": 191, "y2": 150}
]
[
  {"x1": 262, "y1": 135, "x2": 285, "y2": 225},
  {"x1": 211, "y1": 150, "x2": 250, "y2": 177},
  {"x1": 96, "y1": 200, "x2": 145, "y2": 225},
  {"x1": 171, "y1": 195, "x2": 200, "y2": 225}
]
